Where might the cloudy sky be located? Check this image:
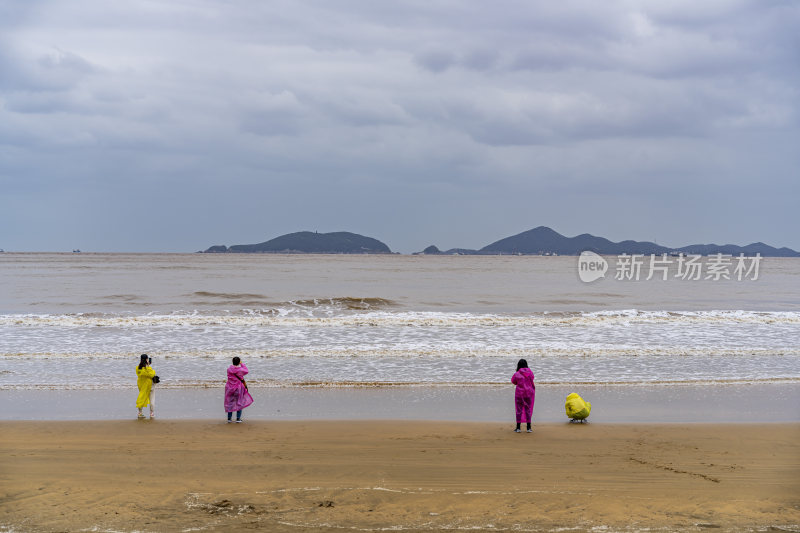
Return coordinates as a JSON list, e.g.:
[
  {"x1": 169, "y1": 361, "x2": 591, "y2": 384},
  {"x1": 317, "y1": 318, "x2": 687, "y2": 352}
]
[{"x1": 1, "y1": 0, "x2": 798, "y2": 253}]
